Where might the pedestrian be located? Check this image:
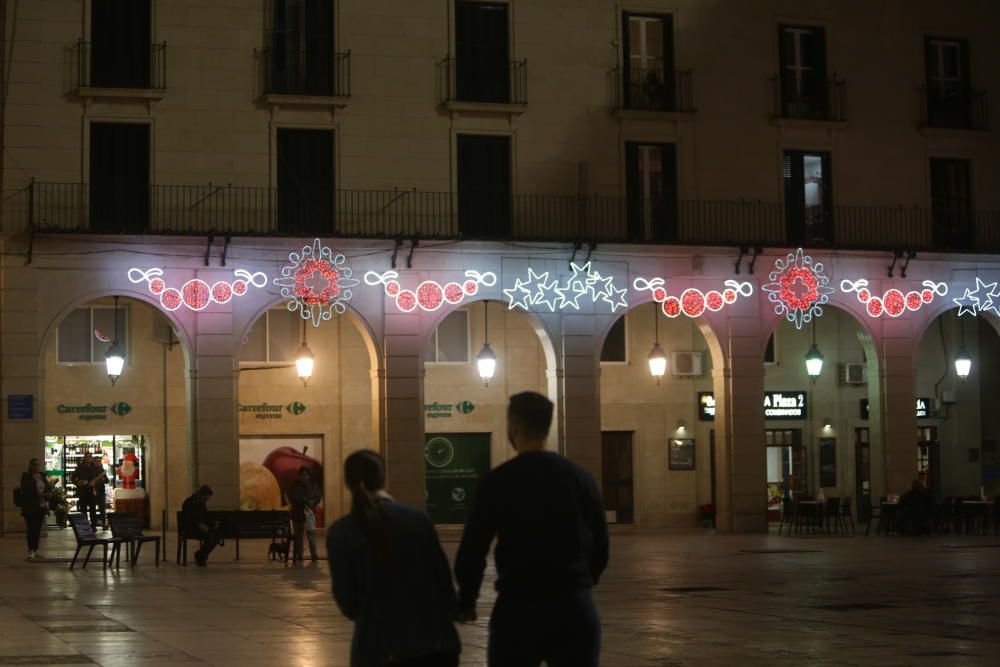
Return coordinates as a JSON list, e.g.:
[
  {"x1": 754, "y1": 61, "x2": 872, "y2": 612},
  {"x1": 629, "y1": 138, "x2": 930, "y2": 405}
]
[
  {"x1": 290, "y1": 465, "x2": 322, "y2": 562},
  {"x1": 19, "y1": 458, "x2": 53, "y2": 560},
  {"x1": 328, "y1": 450, "x2": 460, "y2": 667},
  {"x1": 180, "y1": 485, "x2": 221, "y2": 567},
  {"x1": 71, "y1": 452, "x2": 106, "y2": 528},
  {"x1": 455, "y1": 391, "x2": 610, "y2": 667}
]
